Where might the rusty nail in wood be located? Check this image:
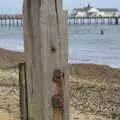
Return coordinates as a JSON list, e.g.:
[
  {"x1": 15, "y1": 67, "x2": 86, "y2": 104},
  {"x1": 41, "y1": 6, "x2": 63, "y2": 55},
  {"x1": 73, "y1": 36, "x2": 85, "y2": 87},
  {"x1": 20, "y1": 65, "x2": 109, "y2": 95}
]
[
  {"x1": 52, "y1": 94, "x2": 64, "y2": 108},
  {"x1": 53, "y1": 69, "x2": 64, "y2": 83}
]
